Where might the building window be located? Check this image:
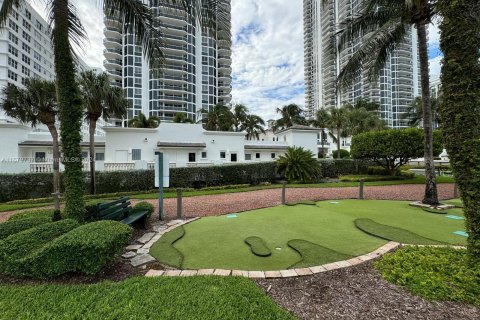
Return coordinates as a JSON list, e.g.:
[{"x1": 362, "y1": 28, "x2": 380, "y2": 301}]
[
  {"x1": 8, "y1": 32, "x2": 18, "y2": 44},
  {"x1": 8, "y1": 45, "x2": 18, "y2": 57},
  {"x1": 245, "y1": 154, "x2": 252, "y2": 161},
  {"x1": 220, "y1": 151, "x2": 226, "y2": 159},
  {"x1": 201, "y1": 151, "x2": 207, "y2": 159},
  {"x1": 230, "y1": 153, "x2": 237, "y2": 162},
  {"x1": 256, "y1": 153, "x2": 260, "y2": 159},
  {"x1": 7, "y1": 70, "x2": 18, "y2": 81},
  {"x1": 271, "y1": 153, "x2": 276, "y2": 159},
  {"x1": 95, "y1": 153, "x2": 105, "y2": 161},
  {"x1": 188, "y1": 153, "x2": 196, "y2": 163},
  {"x1": 9, "y1": 19, "x2": 18, "y2": 32},
  {"x1": 132, "y1": 149, "x2": 141, "y2": 161},
  {"x1": 8, "y1": 57, "x2": 18, "y2": 69},
  {"x1": 34, "y1": 152, "x2": 46, "y2": 162}
]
